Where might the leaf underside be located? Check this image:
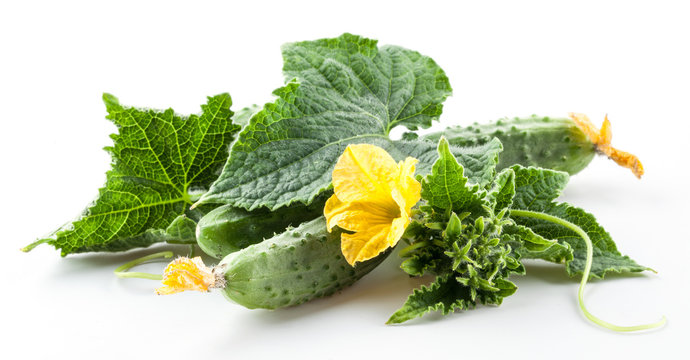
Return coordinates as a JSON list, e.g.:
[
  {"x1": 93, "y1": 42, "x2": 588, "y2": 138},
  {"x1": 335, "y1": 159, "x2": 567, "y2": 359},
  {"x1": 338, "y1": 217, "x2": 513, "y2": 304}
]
[{"x1": 32, "y1": 94, "x2": 239, "y2": 255}]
